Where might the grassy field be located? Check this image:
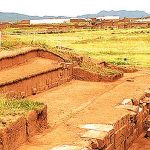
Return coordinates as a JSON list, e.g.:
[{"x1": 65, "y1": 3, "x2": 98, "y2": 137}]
[
  {"x1": 0, "y1": 96, "x2": 44, "y2": 127},
  {"x1": 2, "y1": 28, "x2": 150, "y2": 67}
]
